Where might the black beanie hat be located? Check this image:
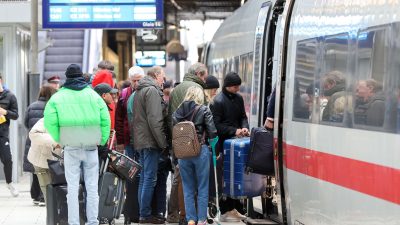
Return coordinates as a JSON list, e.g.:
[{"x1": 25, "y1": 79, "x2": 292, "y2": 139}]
[
  {"x1": 205, "y1": 75, "x2": 220, "y2": 89},
  {"x1": 65, "y1": 64, "x2": 83, "y2": 78},
  {"x1": 223, "y1": 72, "x2": 241, "y2": 87}
]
